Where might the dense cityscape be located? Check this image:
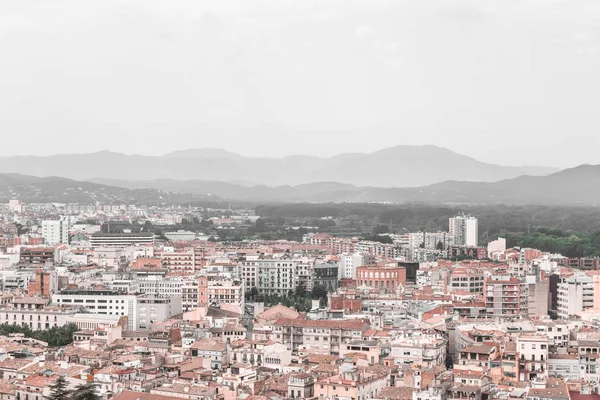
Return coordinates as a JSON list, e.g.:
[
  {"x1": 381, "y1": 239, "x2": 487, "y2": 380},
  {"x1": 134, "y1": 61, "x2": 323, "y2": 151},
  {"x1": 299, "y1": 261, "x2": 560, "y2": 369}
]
[
  {"x1": 2, "y1": 1, "x2": 598, "y2": 400},
  {"x1": 0, "y1": 199, "x2": 597, "y2": 400}
]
